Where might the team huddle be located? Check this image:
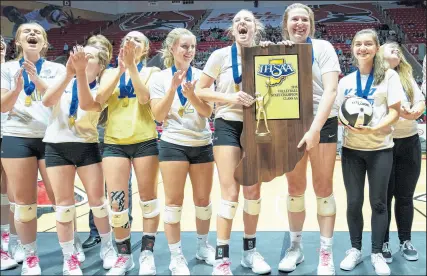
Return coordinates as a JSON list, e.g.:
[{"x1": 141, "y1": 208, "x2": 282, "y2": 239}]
[{"x1": 0, "y1": 3, "x2": 425, "y2": 276}]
